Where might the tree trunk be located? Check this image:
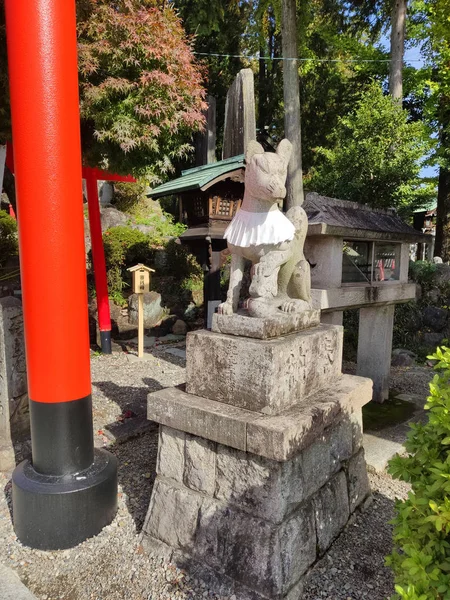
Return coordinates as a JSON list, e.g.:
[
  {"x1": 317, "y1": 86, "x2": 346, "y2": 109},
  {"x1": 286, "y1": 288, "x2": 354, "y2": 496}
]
[
  {"x1": 281, "y1": 0, "x2": 304, "y2": 208},
  {"x1": 3, "y1": 164, "x2": 17, "y2": 216},
  {"x1": 434, "y1": 166, "x2": 450, "y2": 261},
  {"x1": 389, "y1": 0, "x2": 407, "y2": 101}
]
